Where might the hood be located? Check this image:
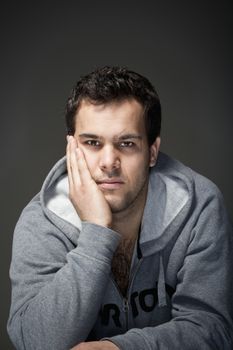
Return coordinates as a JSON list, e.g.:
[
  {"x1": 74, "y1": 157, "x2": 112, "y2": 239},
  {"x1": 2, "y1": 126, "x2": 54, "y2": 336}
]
[
  {"x1": 40, "y1": 152, "x2": 193, "y2": 256},
  {"x1": 140, "y1": 152, "x2": 193, "y2": 256}
]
